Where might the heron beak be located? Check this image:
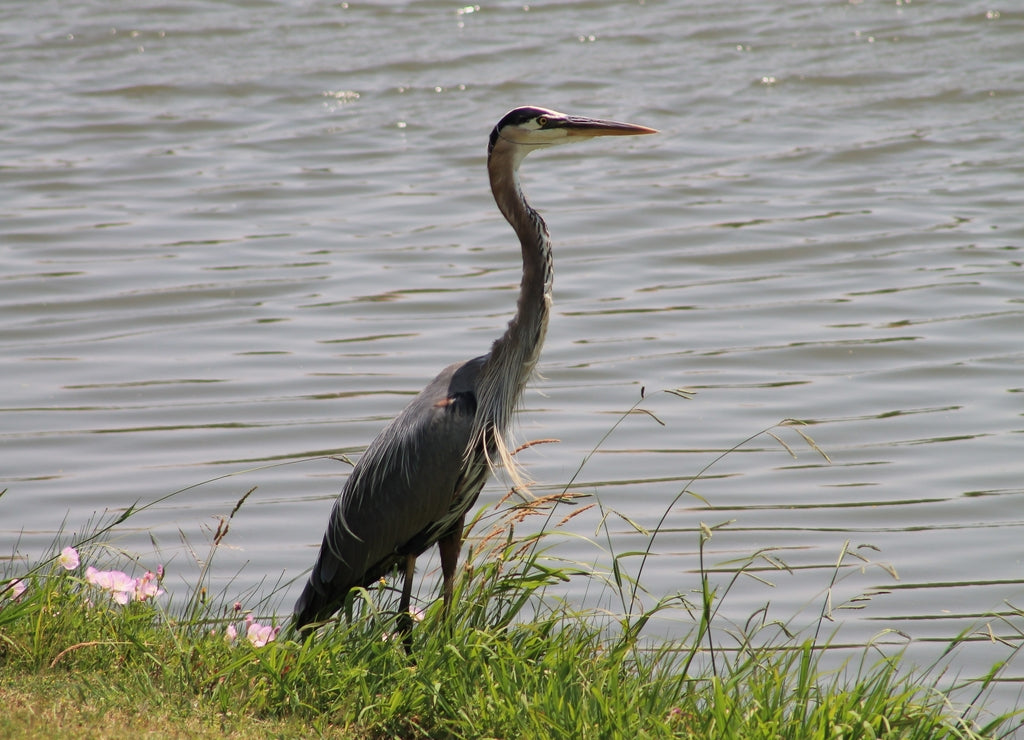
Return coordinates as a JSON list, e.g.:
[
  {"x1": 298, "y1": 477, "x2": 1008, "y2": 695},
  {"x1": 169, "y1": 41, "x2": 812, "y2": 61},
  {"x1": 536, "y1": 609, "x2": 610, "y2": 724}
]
[{"x1": 560, "y1": 116, "x2": 658, "y2": 138}]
